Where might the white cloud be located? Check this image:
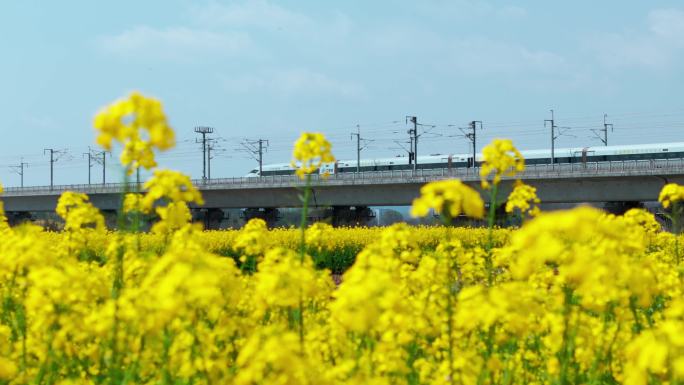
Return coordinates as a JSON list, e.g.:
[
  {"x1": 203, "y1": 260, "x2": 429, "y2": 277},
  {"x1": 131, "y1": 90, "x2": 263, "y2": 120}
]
[
  {"x1": 219, "y1": 69, "x2": 365, "y2": 98},
  {"x1": 649, "y1": 8, "x2": 684, "y2": 40},
  {"x1": 416, "y1": 0, "x2": 527, "y2": 21},
  {"x1": 496, "y1": 5, "x2": 527, "y2": 19},
  {"x1": 97, "y1": 26, "x2": 251, "y2": 60},
  {"x1": 191, "y1": 0, "x2": 313, "y2": 31},
  {"x1": 588, "y1": 8, "x2": 684, "y2": 69},
  {"x1": 367, "y1": 25, "x2": 566, "y2": 76}
]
